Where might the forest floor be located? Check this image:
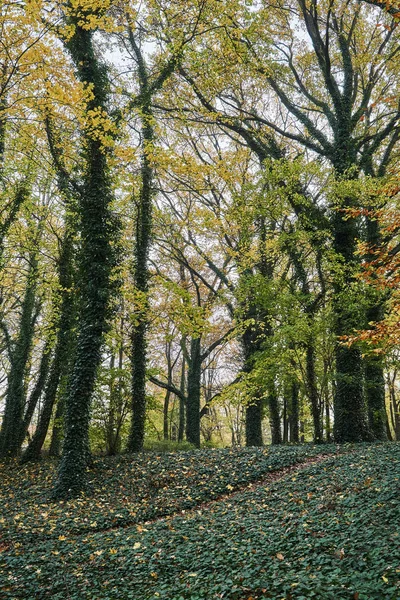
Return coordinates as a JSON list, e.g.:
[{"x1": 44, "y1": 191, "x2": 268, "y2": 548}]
[{"x1": 0, "y1": 443, "x2": 399, "y2": 599}]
